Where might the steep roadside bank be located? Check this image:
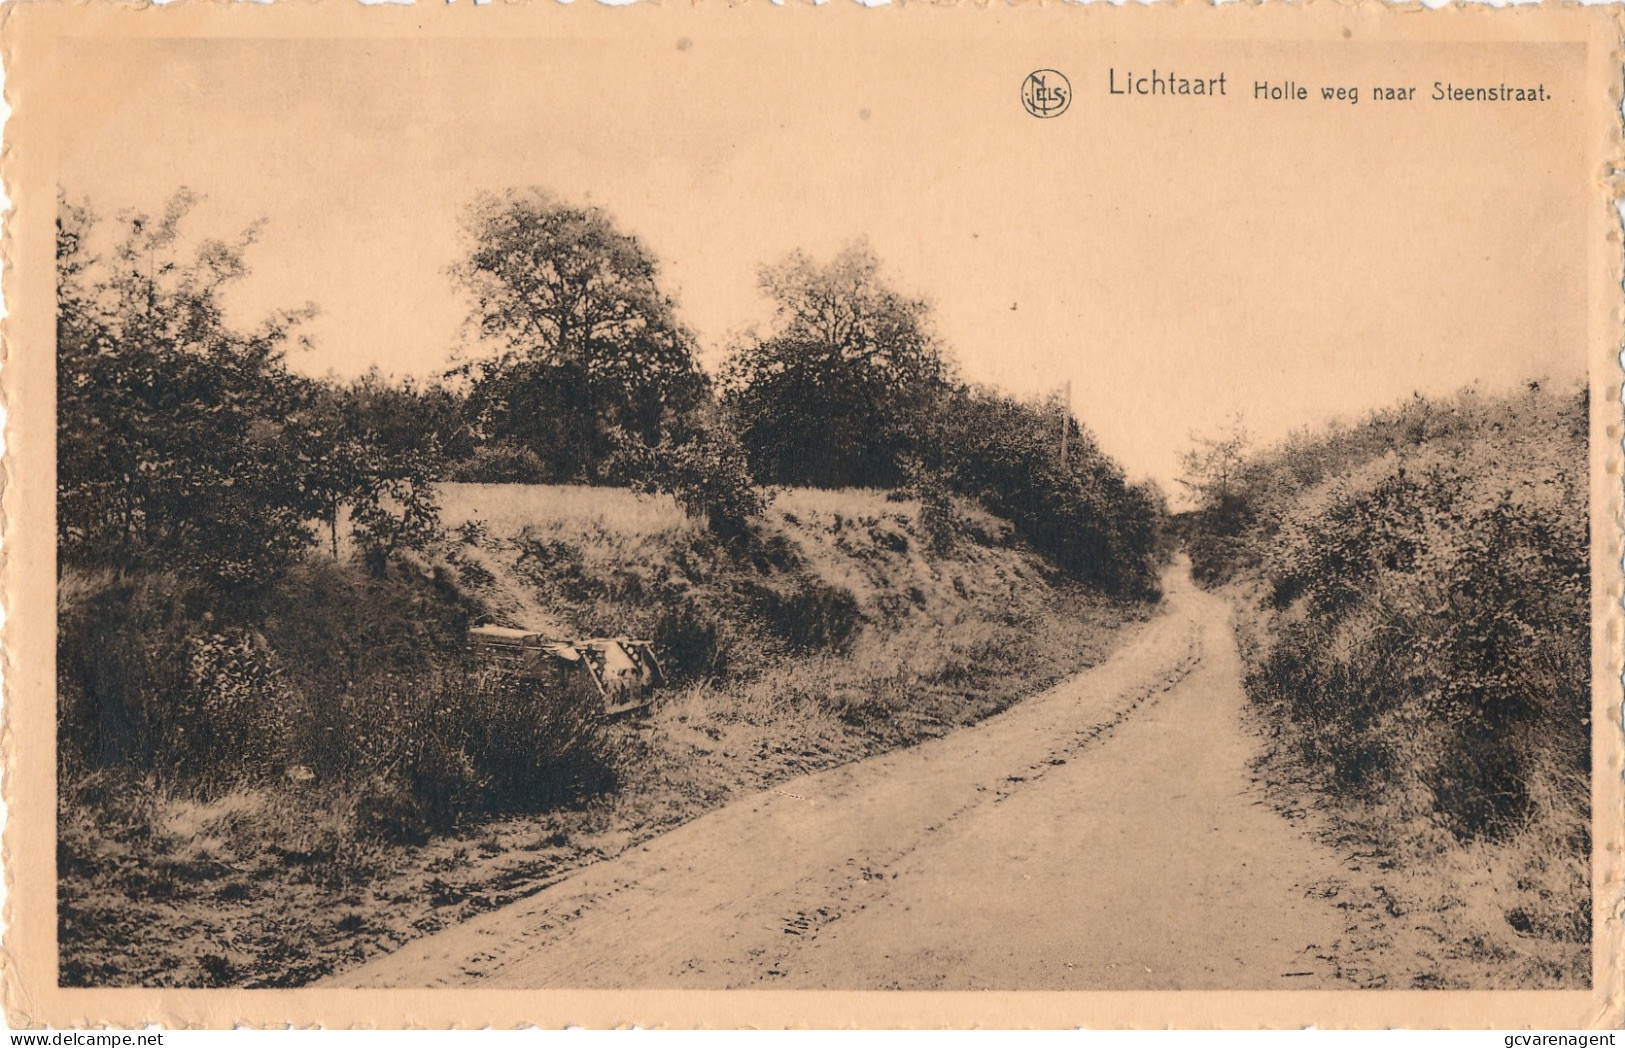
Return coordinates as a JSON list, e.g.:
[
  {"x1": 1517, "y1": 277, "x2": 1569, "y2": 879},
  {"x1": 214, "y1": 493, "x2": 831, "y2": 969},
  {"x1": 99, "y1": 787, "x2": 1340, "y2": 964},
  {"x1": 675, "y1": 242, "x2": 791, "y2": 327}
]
[
  {"x1": 1186, "y1": 387, "x2": 1591, "y2": 988},
  {"x1": 59, "y1": 484, "x2": 1158, "y2": 987}
]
